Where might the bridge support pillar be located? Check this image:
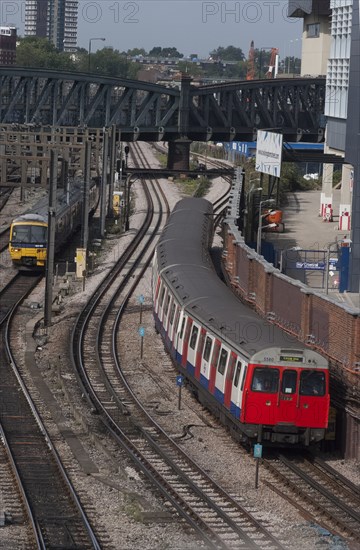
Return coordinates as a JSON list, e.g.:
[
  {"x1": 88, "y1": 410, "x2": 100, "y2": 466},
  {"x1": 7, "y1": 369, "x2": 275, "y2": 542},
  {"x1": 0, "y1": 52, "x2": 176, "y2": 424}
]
[{"x1": 167, "y1": 140, "x2": 191, "y2": 171}]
